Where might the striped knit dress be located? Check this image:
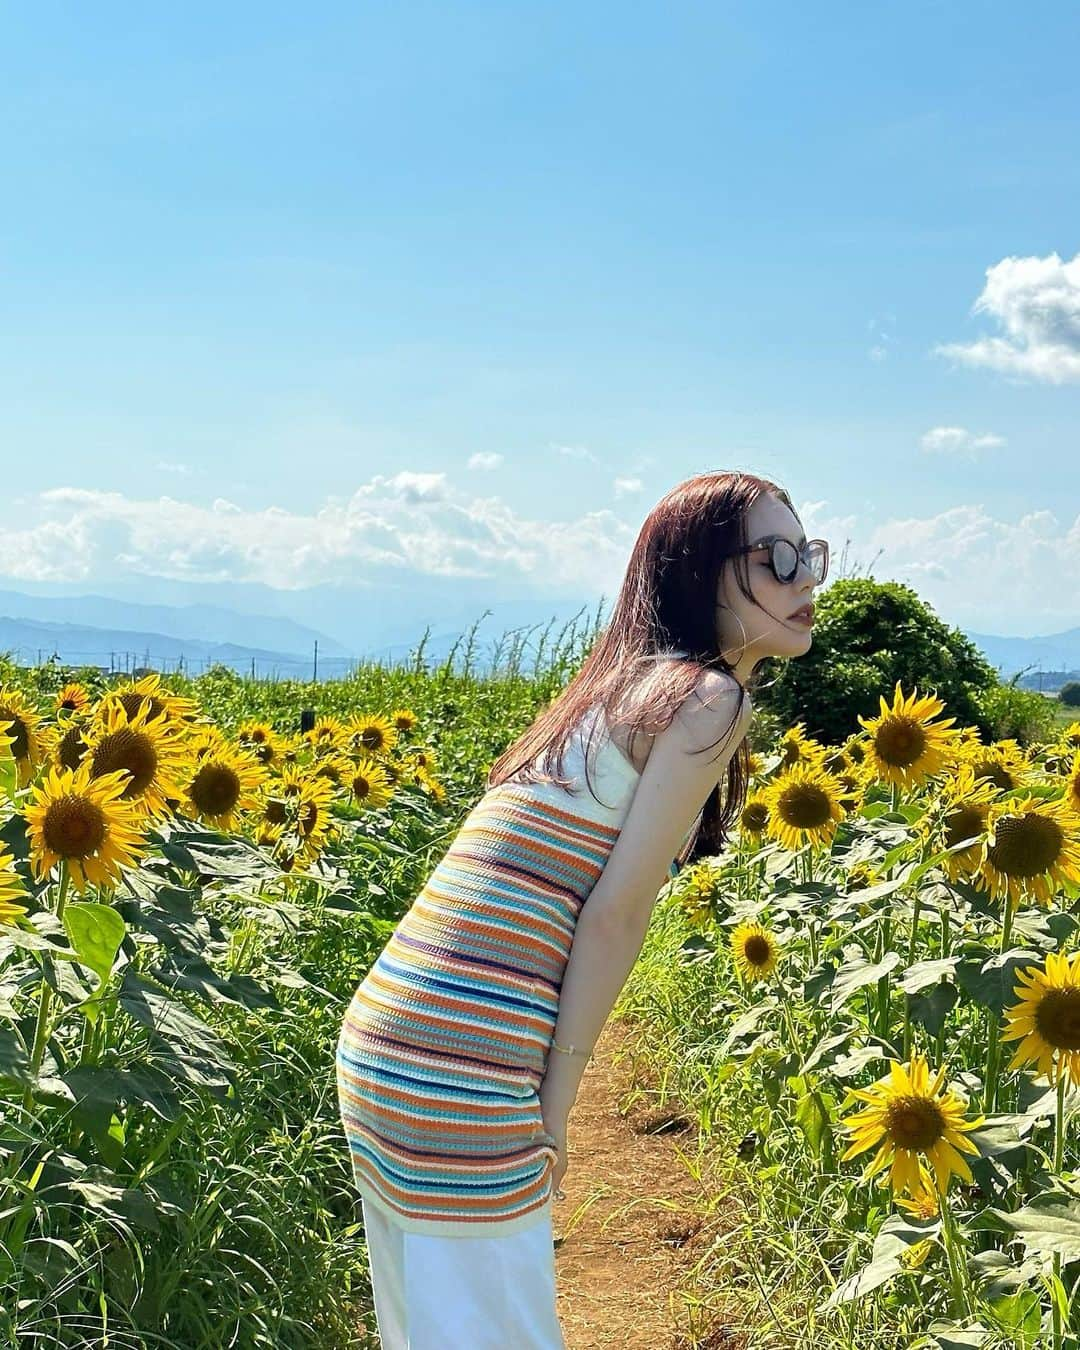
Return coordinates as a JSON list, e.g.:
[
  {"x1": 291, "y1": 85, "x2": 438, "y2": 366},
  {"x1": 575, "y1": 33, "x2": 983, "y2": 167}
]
[{"x1": 335, "y1": 697, "x2": 686, "y2": 1239}]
